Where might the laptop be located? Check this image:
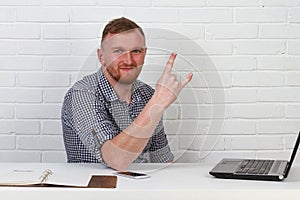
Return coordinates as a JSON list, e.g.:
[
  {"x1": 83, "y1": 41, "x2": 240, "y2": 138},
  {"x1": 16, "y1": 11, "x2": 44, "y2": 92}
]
[{"x1": 209, "y1": 132, "x2": 300, "y2": 181}]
